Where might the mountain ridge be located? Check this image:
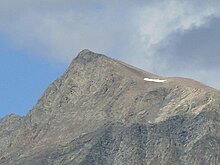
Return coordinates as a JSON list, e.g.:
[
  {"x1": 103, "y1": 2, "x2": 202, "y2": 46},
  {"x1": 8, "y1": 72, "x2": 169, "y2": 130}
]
[{"x1": 0, "y1": 50, "x2": 219, "y2": 165}]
